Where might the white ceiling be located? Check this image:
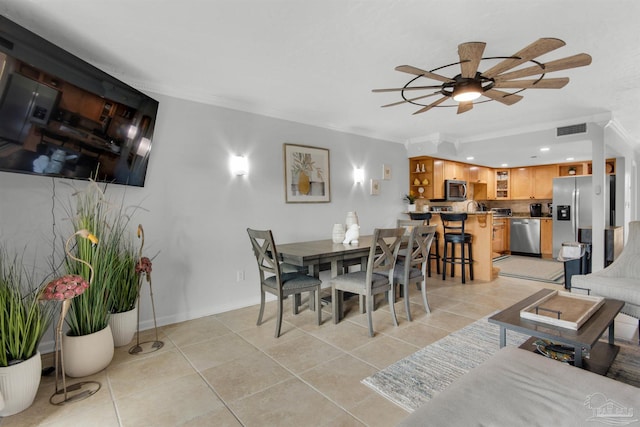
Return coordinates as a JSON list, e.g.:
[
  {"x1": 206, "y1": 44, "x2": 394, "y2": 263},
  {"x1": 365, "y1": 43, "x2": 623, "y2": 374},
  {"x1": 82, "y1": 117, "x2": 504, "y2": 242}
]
[{"x1": 2, "y1": 0, "x2": 639, "y2": 167}]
